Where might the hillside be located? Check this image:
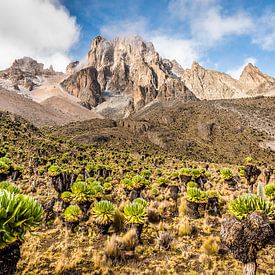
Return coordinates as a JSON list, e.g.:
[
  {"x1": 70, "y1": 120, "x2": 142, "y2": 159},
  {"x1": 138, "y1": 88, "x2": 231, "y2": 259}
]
[{"x1": 0, "y1": 111, "x2": 274, "y2": 274}]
